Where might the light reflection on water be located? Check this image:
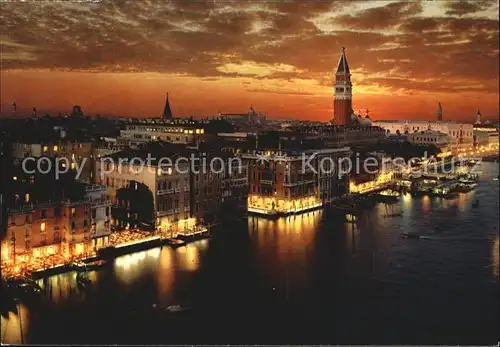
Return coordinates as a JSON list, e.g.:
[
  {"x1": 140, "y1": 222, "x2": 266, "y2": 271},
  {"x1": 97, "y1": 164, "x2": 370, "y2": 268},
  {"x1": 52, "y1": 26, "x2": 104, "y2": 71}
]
[{"x1": 2, "y1": 163, "x2": 498, "y2": 344}]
